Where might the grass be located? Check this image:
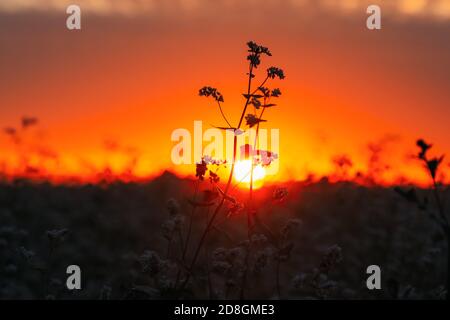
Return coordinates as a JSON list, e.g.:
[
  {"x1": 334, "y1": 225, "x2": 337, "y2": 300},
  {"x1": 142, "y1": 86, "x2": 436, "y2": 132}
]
[{"x1": 0, "y1": 174, "x2": 448, "y2": 299}]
